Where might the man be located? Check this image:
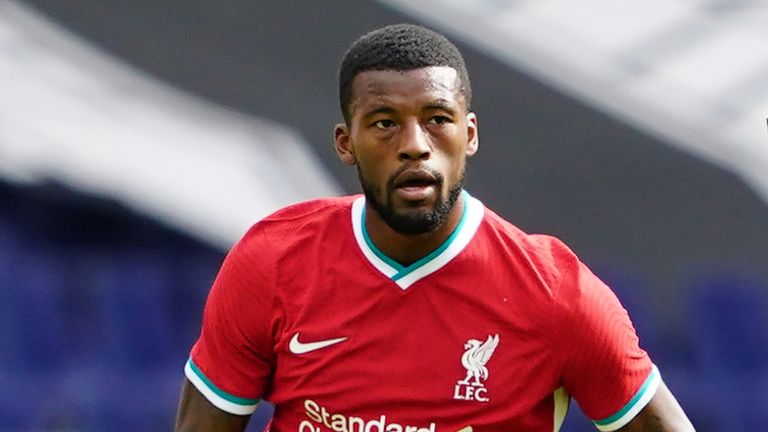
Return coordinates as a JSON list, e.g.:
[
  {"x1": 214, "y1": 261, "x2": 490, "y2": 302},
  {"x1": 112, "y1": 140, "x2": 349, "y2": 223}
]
[{"x1": 175, "y1": 24, "x2": 694, "y2": 431}]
